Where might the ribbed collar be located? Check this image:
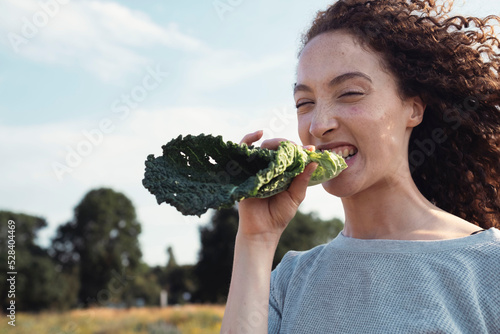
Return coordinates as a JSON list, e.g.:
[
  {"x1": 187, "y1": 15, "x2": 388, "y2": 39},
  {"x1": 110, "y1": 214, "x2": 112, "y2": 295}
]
[{"x1": 328, "y1": 227, "x2": 500, "y2": 254}]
